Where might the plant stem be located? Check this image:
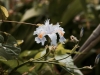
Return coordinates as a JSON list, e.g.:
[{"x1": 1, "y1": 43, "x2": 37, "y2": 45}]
[
  {"x1": 53, "y1": 55, "x2": 71, "y2": 62},
  {"x1": 9, "y1": 58, "x2": 92, "y2": 75},
  {"x1": 52, "y1": 45, "x2": 79, "y2": 62},
  {"x1": 9, "y1": 60, "x2": 30, "y2": 75},
  {"x1": 9, "y1": 59, "x2": 60, "y2": 74},
  {"x1": 0, "y1": 20, "x2": 37, "y2": 26}
]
